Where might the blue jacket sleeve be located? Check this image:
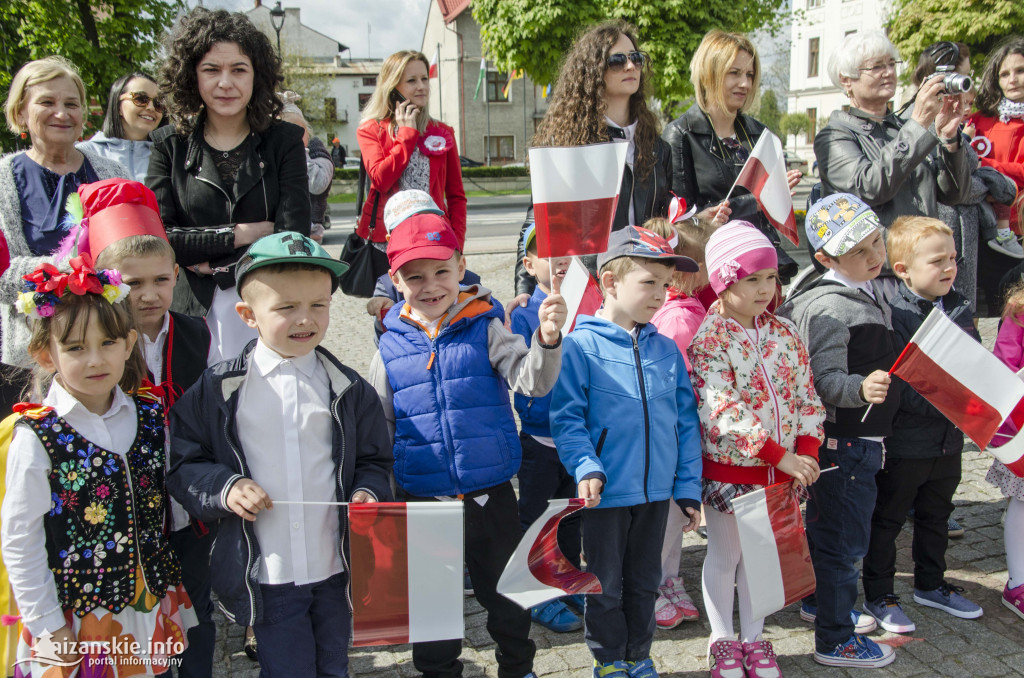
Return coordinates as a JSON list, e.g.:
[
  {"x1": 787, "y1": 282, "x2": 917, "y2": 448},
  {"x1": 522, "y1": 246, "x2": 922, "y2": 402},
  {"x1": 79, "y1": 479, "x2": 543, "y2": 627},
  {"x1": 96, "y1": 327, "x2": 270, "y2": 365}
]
[
  {"x1": 673, "y1": 351, "x2": 703, "y2": 506},
  {"x1": 509, "y1": 308, "x2": 533, "y2": 347},
  {"x1": 550, "y1": 337, "x2": 604, "y2": 483}
]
